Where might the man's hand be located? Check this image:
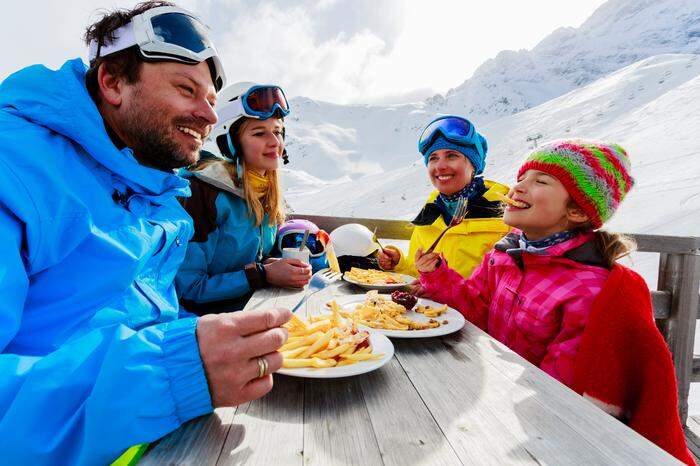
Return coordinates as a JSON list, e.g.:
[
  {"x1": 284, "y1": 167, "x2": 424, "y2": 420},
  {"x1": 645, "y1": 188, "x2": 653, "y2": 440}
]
[
  {"x1": 377, "y1": 248, "x2": 400, "y2": 270},
  {"x1": 196, "y1": 308, "x2": 292, "y2": 407}
]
